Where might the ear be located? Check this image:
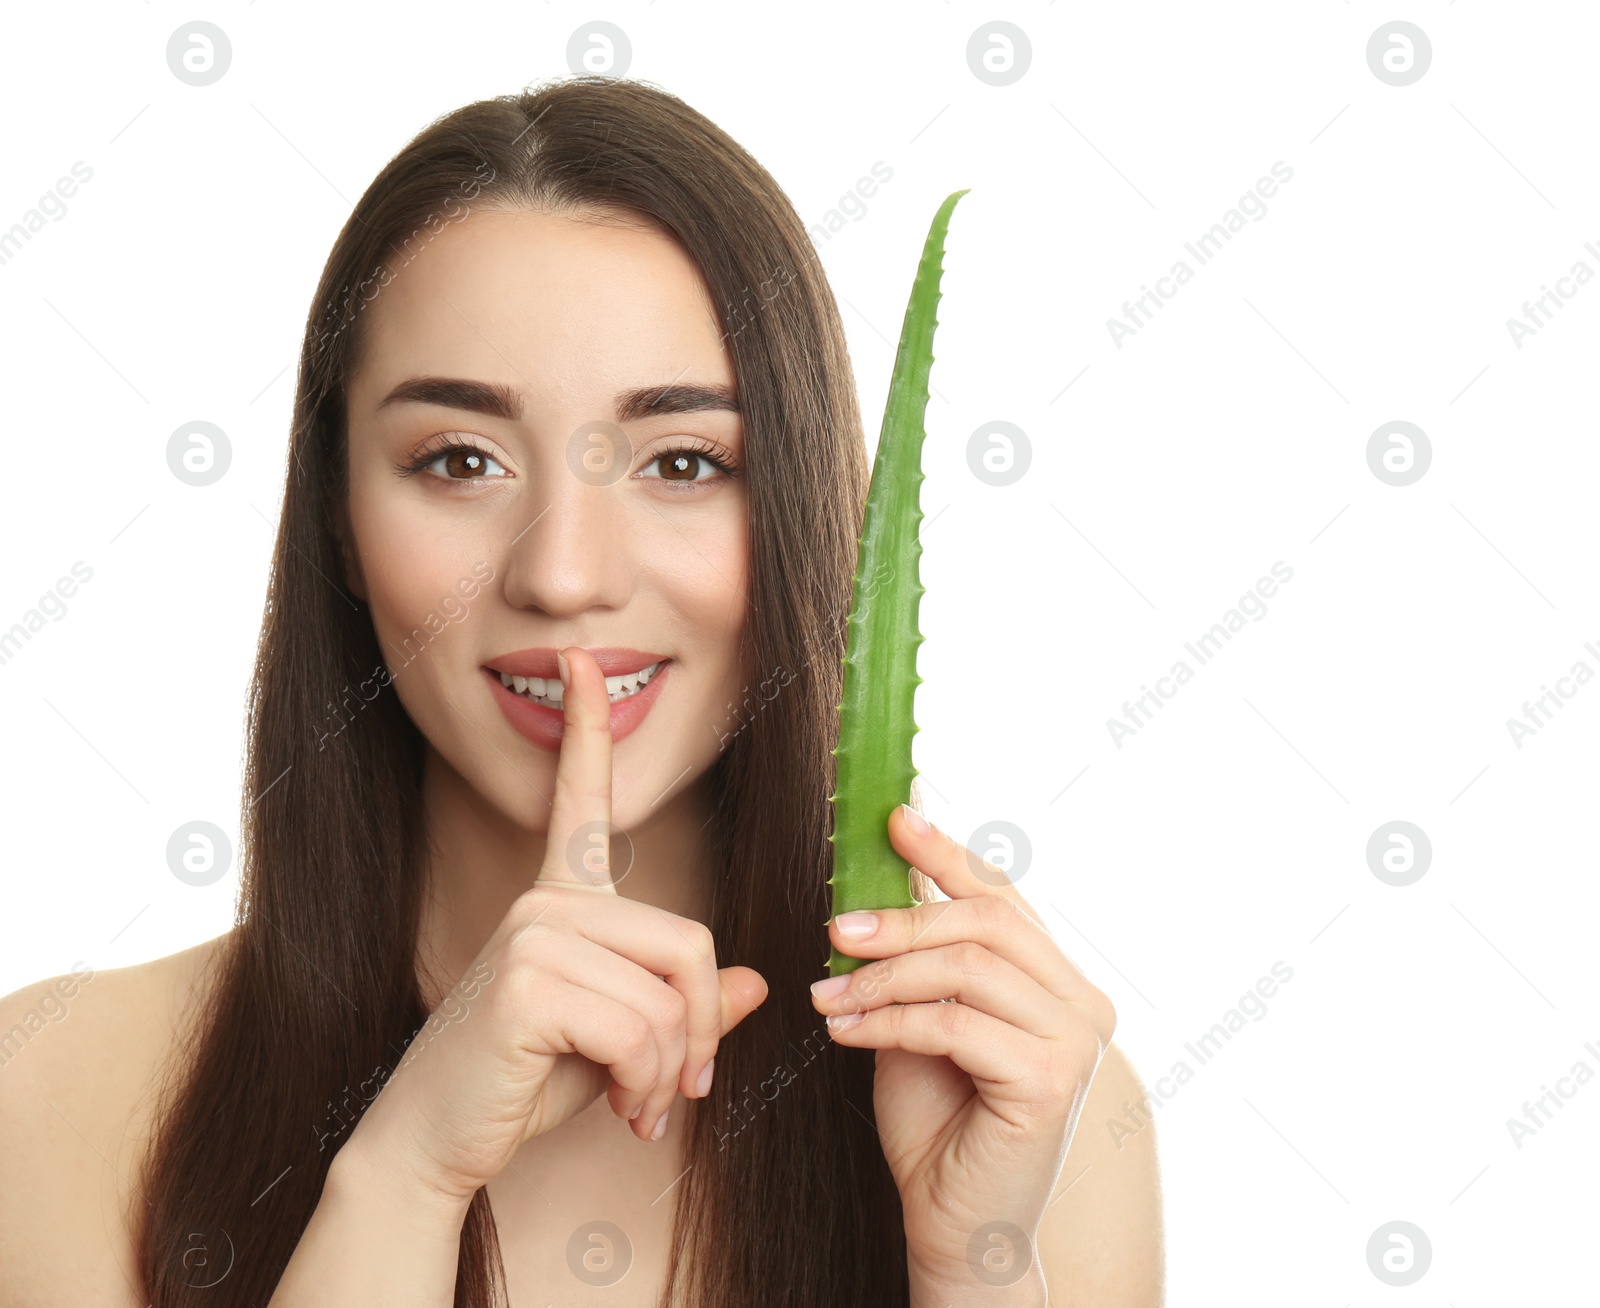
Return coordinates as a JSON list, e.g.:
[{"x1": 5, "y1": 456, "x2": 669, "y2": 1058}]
[{"x1": 332, "y1": 497, "x2": 369, "y2": 604}]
